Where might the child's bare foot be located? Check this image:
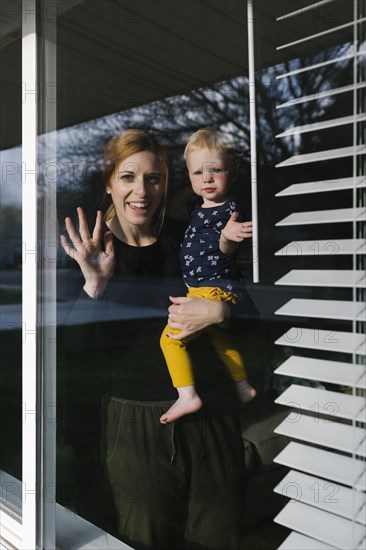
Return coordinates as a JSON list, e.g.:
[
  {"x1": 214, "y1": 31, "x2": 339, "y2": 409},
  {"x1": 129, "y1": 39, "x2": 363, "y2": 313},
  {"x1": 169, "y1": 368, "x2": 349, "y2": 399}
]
[
  {"x1": 160, "y1": 386, "x2": 202, "y2": 424},
  {"x1": 236, "y1": 380, "x2": 256, "y2": 405}
]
